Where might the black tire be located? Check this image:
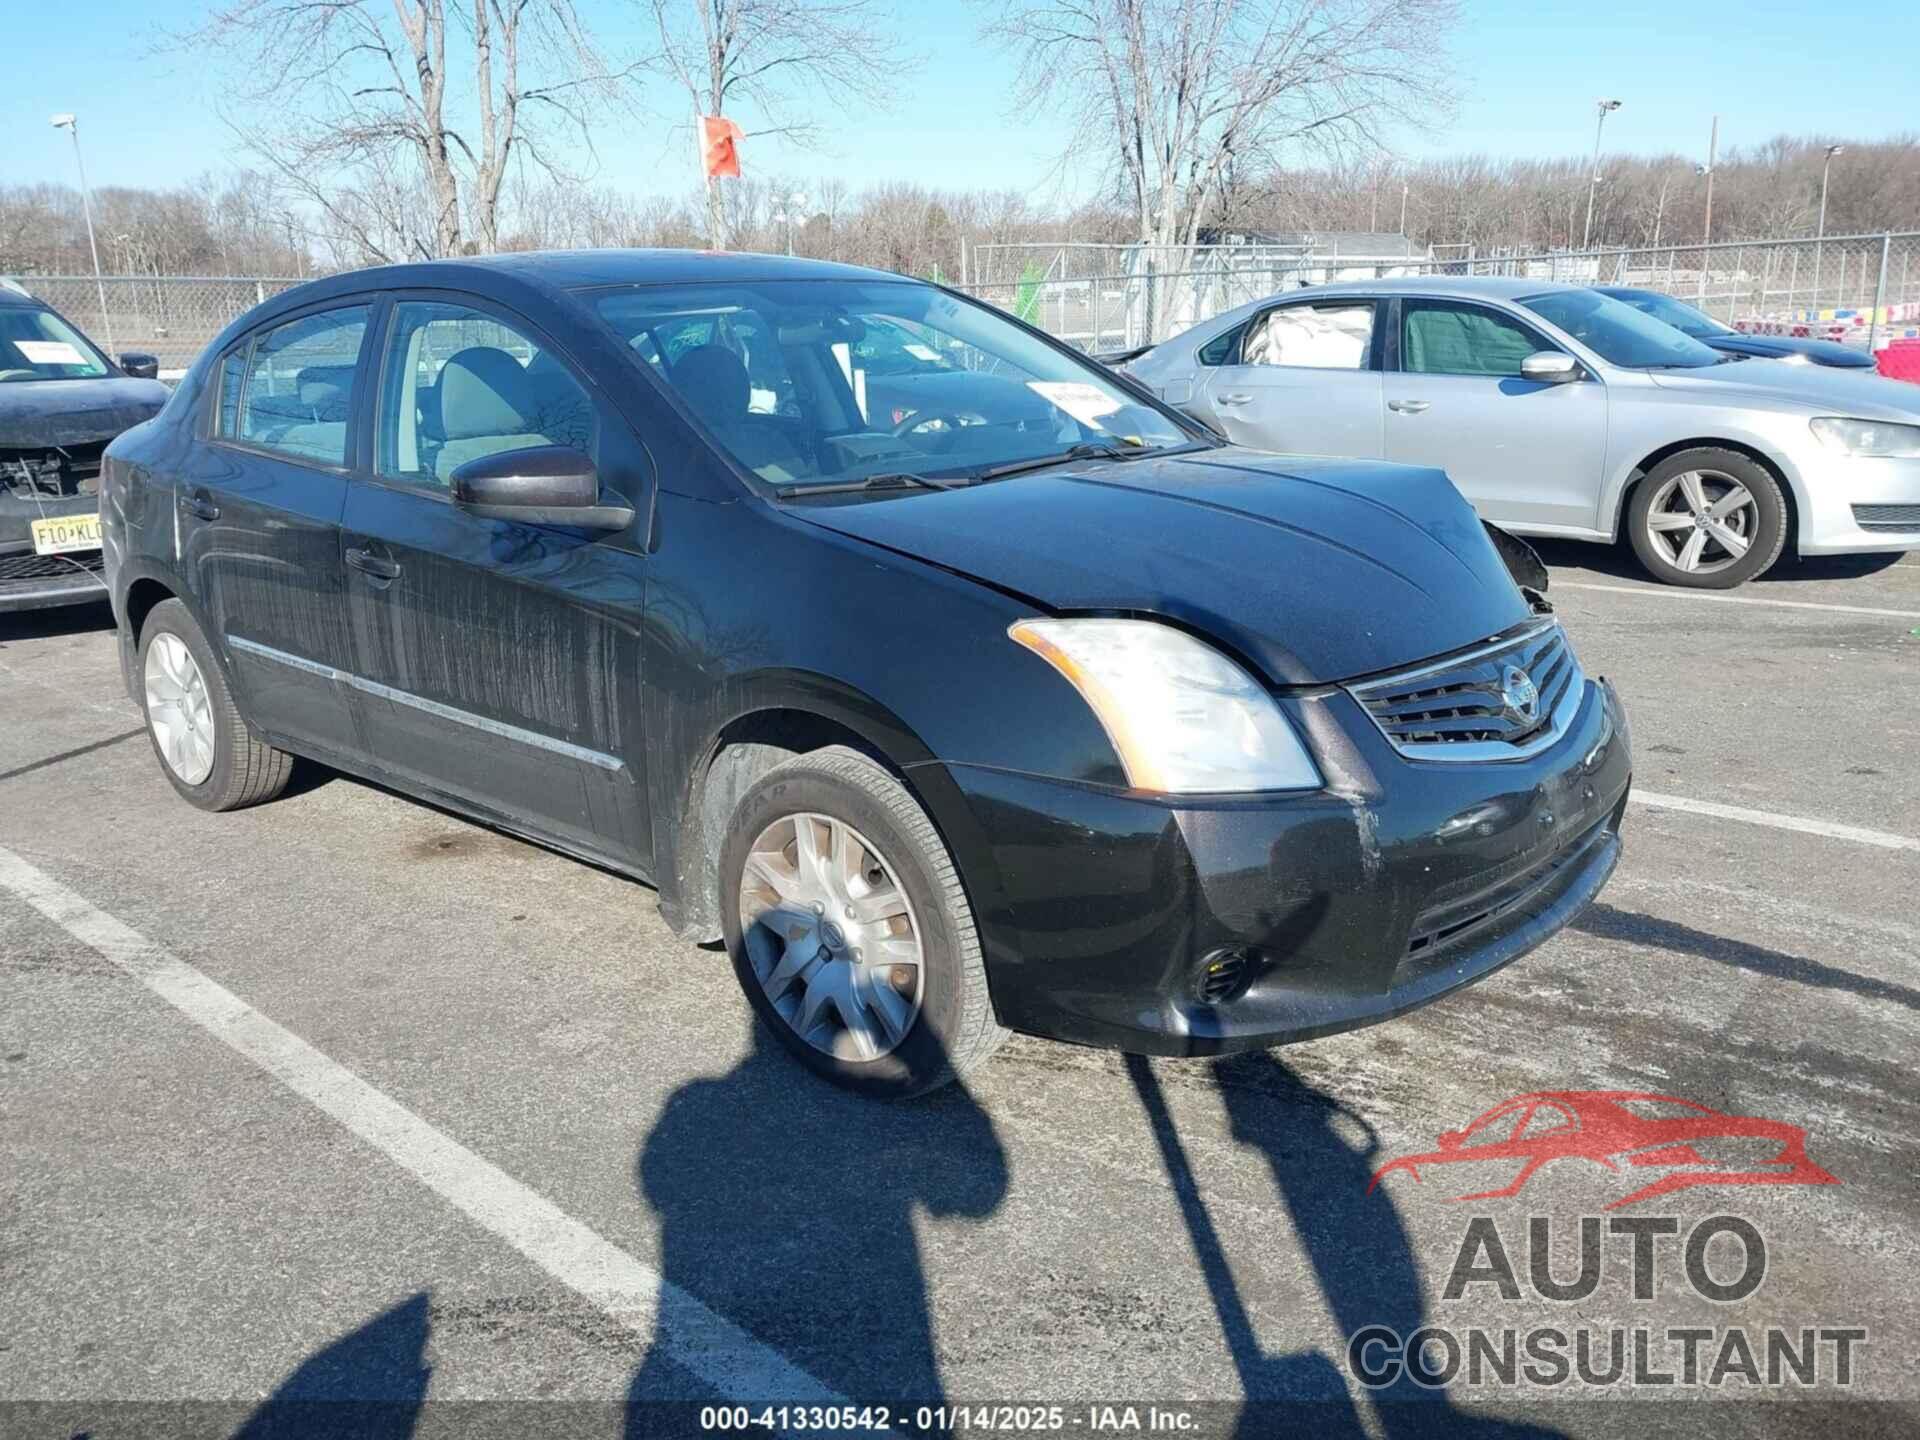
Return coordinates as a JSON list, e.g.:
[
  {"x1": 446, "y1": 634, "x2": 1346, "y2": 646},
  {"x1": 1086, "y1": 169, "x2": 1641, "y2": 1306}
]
[
  {"x1": 1626, "y1": 448, "x2": 1788, "y2": 589},
  {"x1": 138, "y1": 599, "x2": 294, "y2": 812},
  {"x1": 718, "y1": 745, "x2": 1007, "y2": 1097}
]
